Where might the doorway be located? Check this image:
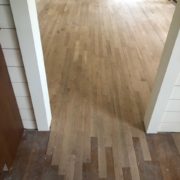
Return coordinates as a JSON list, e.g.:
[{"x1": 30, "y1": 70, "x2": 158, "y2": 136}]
[{"x1": 36, "y1": 0, "x2": 175, "y2": 178}]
